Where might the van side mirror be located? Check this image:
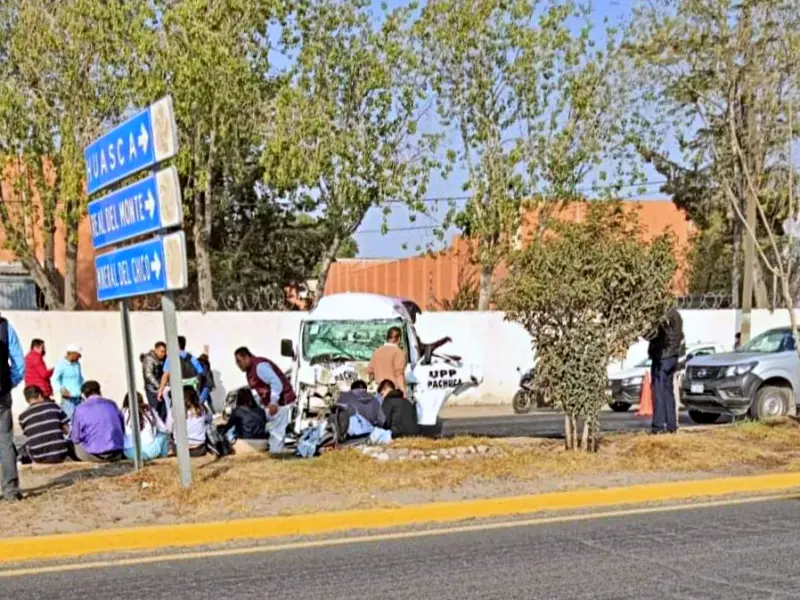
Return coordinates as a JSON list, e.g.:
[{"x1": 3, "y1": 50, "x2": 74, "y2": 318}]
[{"x1": 280, "y1": 339, "x2": 295, "y2": 359}]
